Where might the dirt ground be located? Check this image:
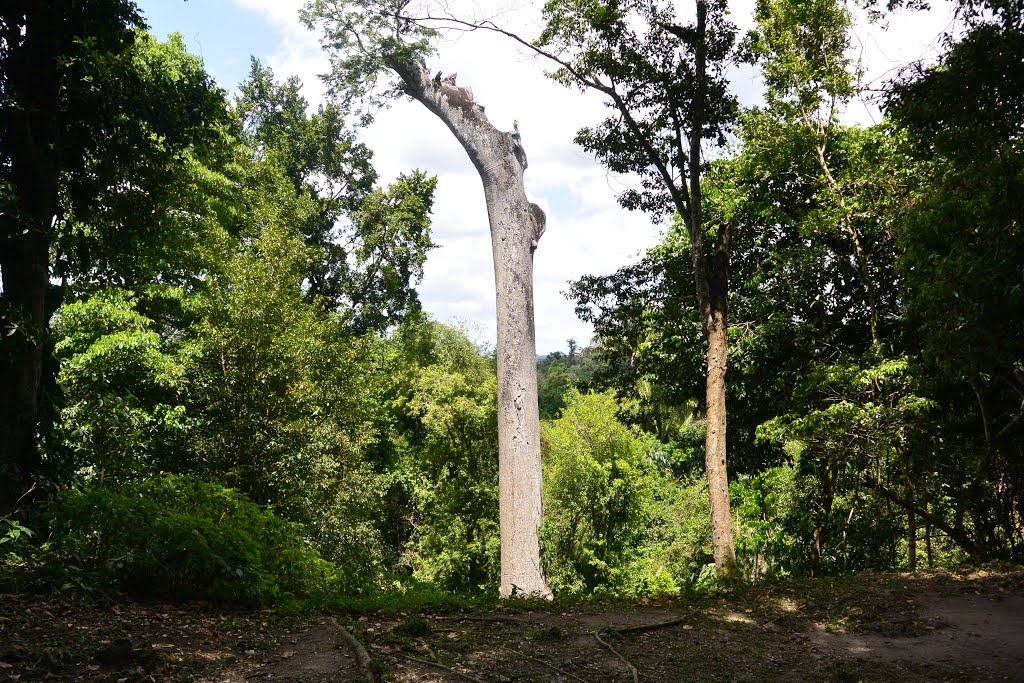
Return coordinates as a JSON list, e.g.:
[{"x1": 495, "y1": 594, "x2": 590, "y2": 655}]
[{"x1": 2, "y1": 566, "x2": 1022, "y2": 682}]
